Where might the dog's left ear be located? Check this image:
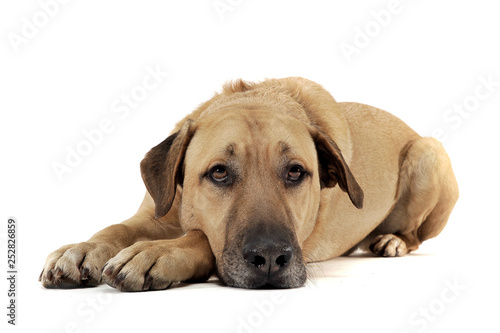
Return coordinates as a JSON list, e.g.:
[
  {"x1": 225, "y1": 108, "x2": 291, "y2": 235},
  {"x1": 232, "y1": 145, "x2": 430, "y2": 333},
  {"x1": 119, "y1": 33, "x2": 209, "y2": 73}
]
[
  {"x1": 140, "y1": 120, "x2": 196, "y2": 218},
  {"x1": 310, "y1": 127, "x2": 364, "y2": 209}
]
